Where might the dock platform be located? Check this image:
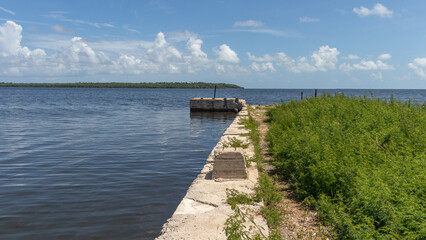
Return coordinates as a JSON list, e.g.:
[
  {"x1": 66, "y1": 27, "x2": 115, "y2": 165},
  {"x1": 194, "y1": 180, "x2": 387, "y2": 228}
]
[{"x1": 190, "y1": 98, "x2": 246, "y2": 112}]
